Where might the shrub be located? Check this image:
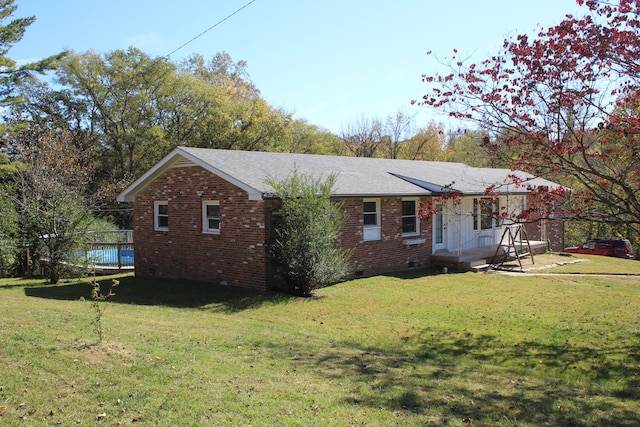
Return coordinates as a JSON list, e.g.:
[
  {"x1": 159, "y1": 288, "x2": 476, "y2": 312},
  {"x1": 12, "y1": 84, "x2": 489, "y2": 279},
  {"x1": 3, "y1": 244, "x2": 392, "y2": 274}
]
[{"x1": 266, "y1": 169, "x2": 352, "y2": 296}]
